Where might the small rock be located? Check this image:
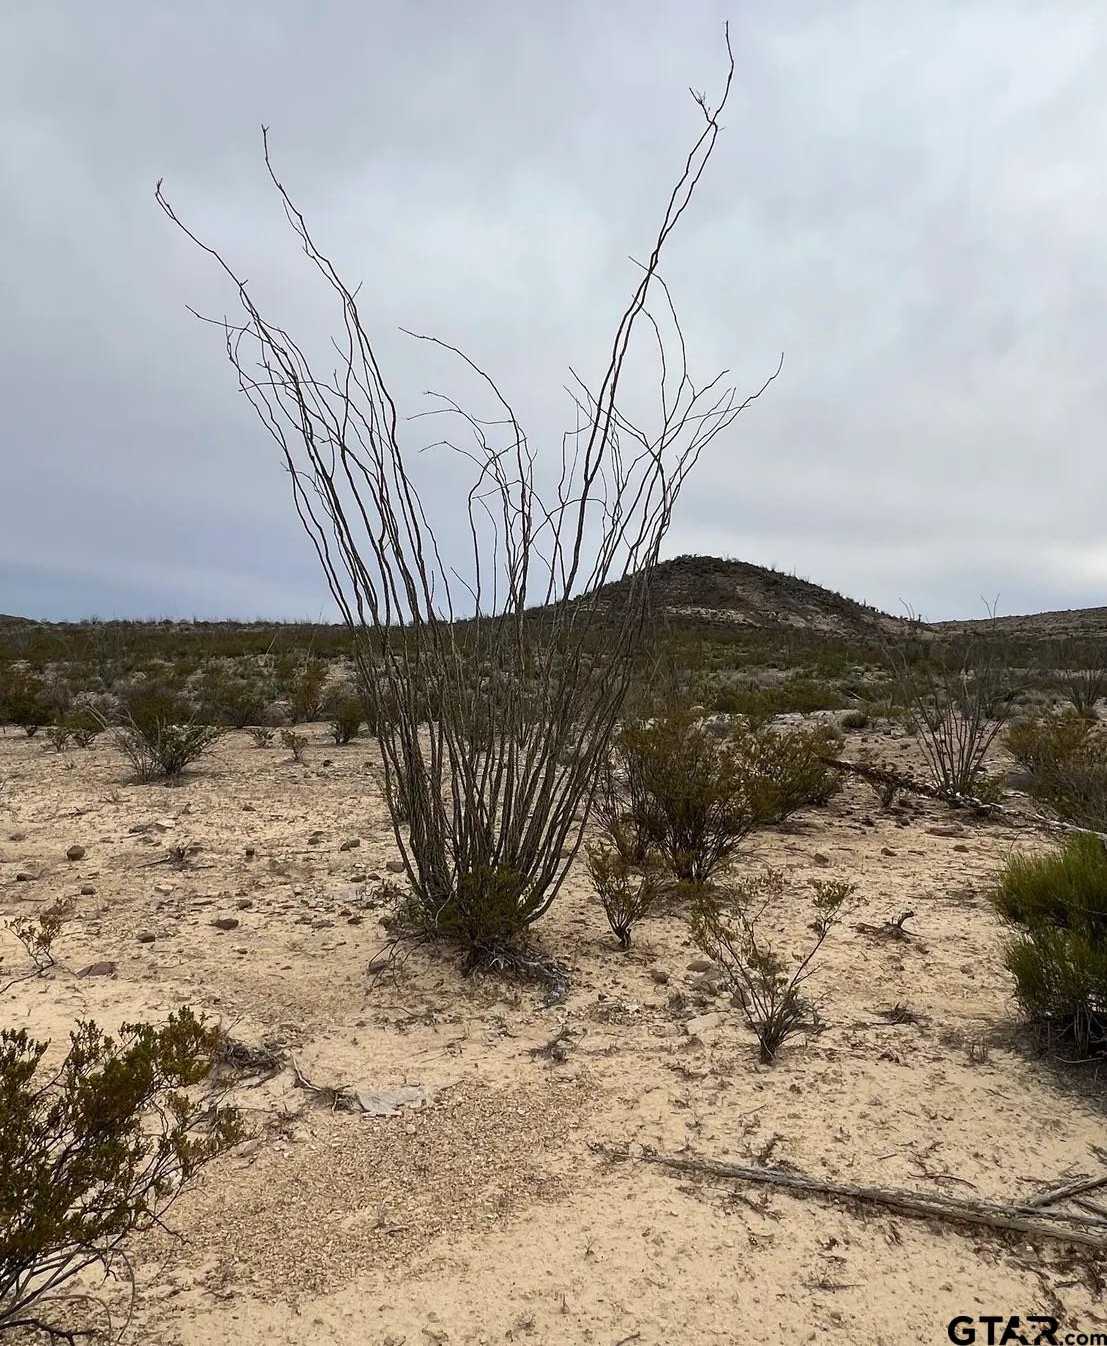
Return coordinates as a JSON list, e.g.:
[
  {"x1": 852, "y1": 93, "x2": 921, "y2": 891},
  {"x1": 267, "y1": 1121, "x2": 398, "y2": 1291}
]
[
  {"x1": 953, "y1": 843, "x2": 970, "y2": 853},
  {"x1": 385, "y1": 859, "x2": 405, "y2": 874},
  {"x1": 244, "y1": 846, "x2": 256, "y2": 858},
  {"x1": 9, "y1": 831, "x2": 27, "y2": 842},
  {"x1": 812, "y1": 852, "x2": 832, "y2": 866},
  {"x1": 340, "y1": 838, "x2": 361, "y2": 851},
  {"x1": 650, "y1": 969, "x2": 670, "y2": 985},
  {"x1": 307, "y1": 831, "x2": 325, "y2": 846},
  {"x1": 15, "y1": 871, "x2": 34, "y2": 883},
  {"x1": 212, "y1": 917, "x2": 240, "y2": 931},
  {"x1": 236, "y1": 898, "x2": 254, "y2": 910},
  {"x1": 686, "y1": 957, "x2": 713, "y2": 973},
  {"x1": 322, "y1": 758, "x2": 334, "y2": 767},
  {"x1": 66, "y1": 844, "x2": 86, "y2": 861},
  {"x1": 136, "y1": 932, "x2": 156, "y2": 944},
  {"x1": 79, "y1": 961, "x2": 117, "y2": 978},
  {"x1": 80, "y1": 884, "x2": 95, "y2": 896},
  {"x1": 242, "y1": 803, "x2": 256, "y2": 813},
  {"x1": 880, "y1": 847, "x2": 896, "y2": 858}
]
